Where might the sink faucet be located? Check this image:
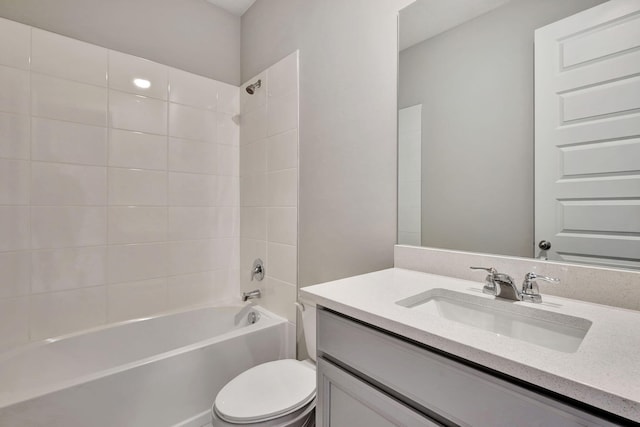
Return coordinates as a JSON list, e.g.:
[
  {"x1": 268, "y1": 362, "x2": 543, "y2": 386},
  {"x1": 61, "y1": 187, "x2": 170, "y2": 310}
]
[
  {"x1": 470, "y1": 267, "x2": 559, "y2": 303},
  {"x1": 470, "y1": 267, "x2": 520, "y2": 300}
]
